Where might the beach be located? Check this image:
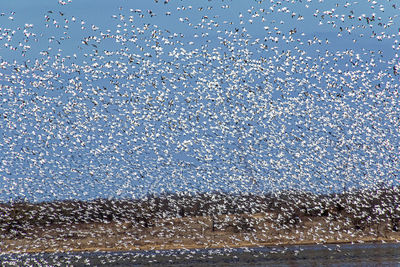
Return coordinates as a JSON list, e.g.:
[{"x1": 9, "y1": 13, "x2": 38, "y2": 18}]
[
  {"x1": 2, "y1": 208, "x2": 400, "y2": 254},
  {"x1": 2, "y1": 189, "x2": 400, "y2": 254}
]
